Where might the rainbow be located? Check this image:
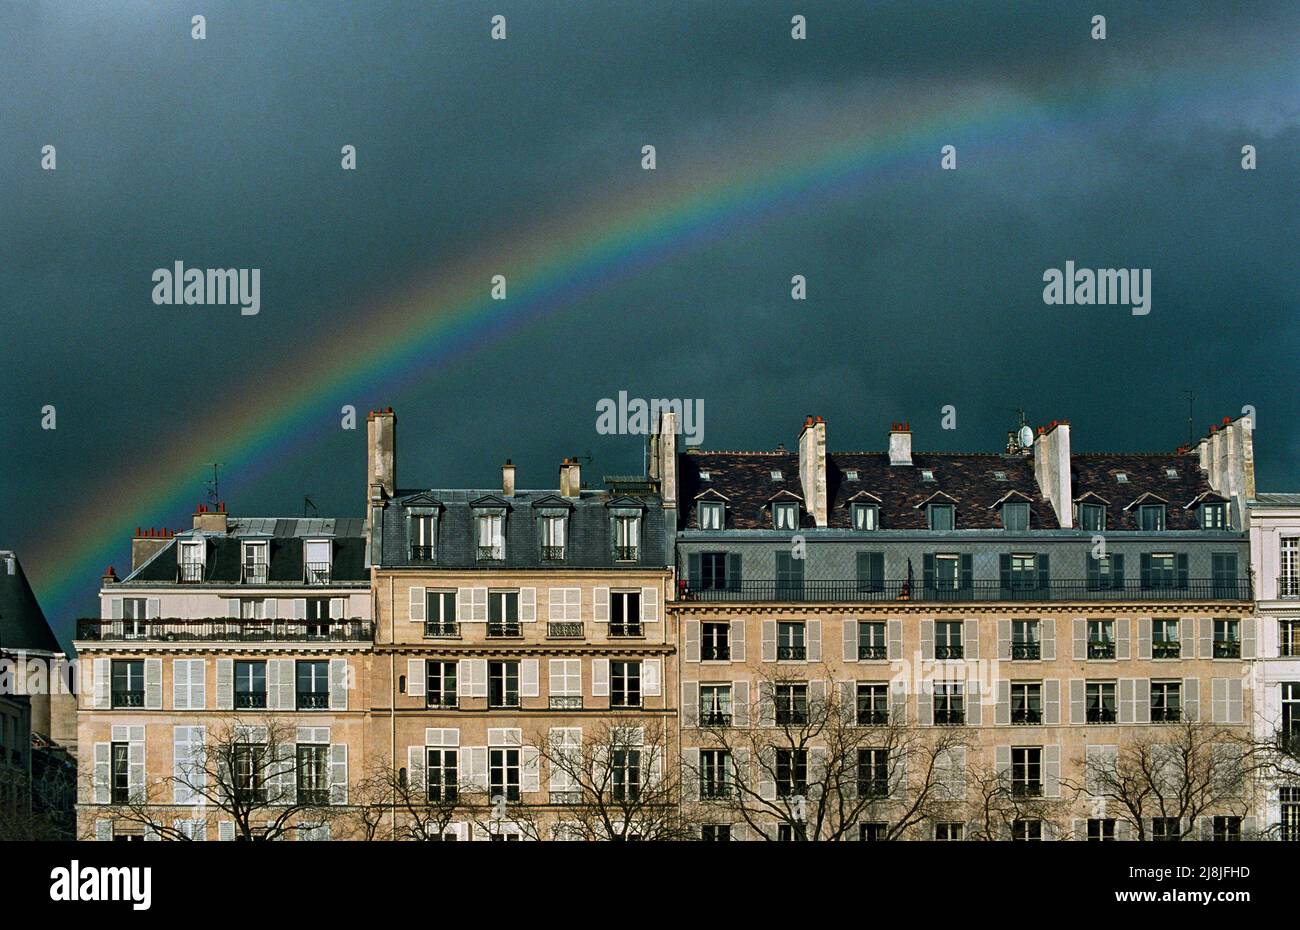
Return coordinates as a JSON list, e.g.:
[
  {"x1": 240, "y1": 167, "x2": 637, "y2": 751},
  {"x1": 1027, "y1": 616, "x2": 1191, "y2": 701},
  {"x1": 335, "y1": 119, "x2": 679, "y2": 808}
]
[{"x1": 25, "y1": 49, "x2": 1290, "y2": 632}]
